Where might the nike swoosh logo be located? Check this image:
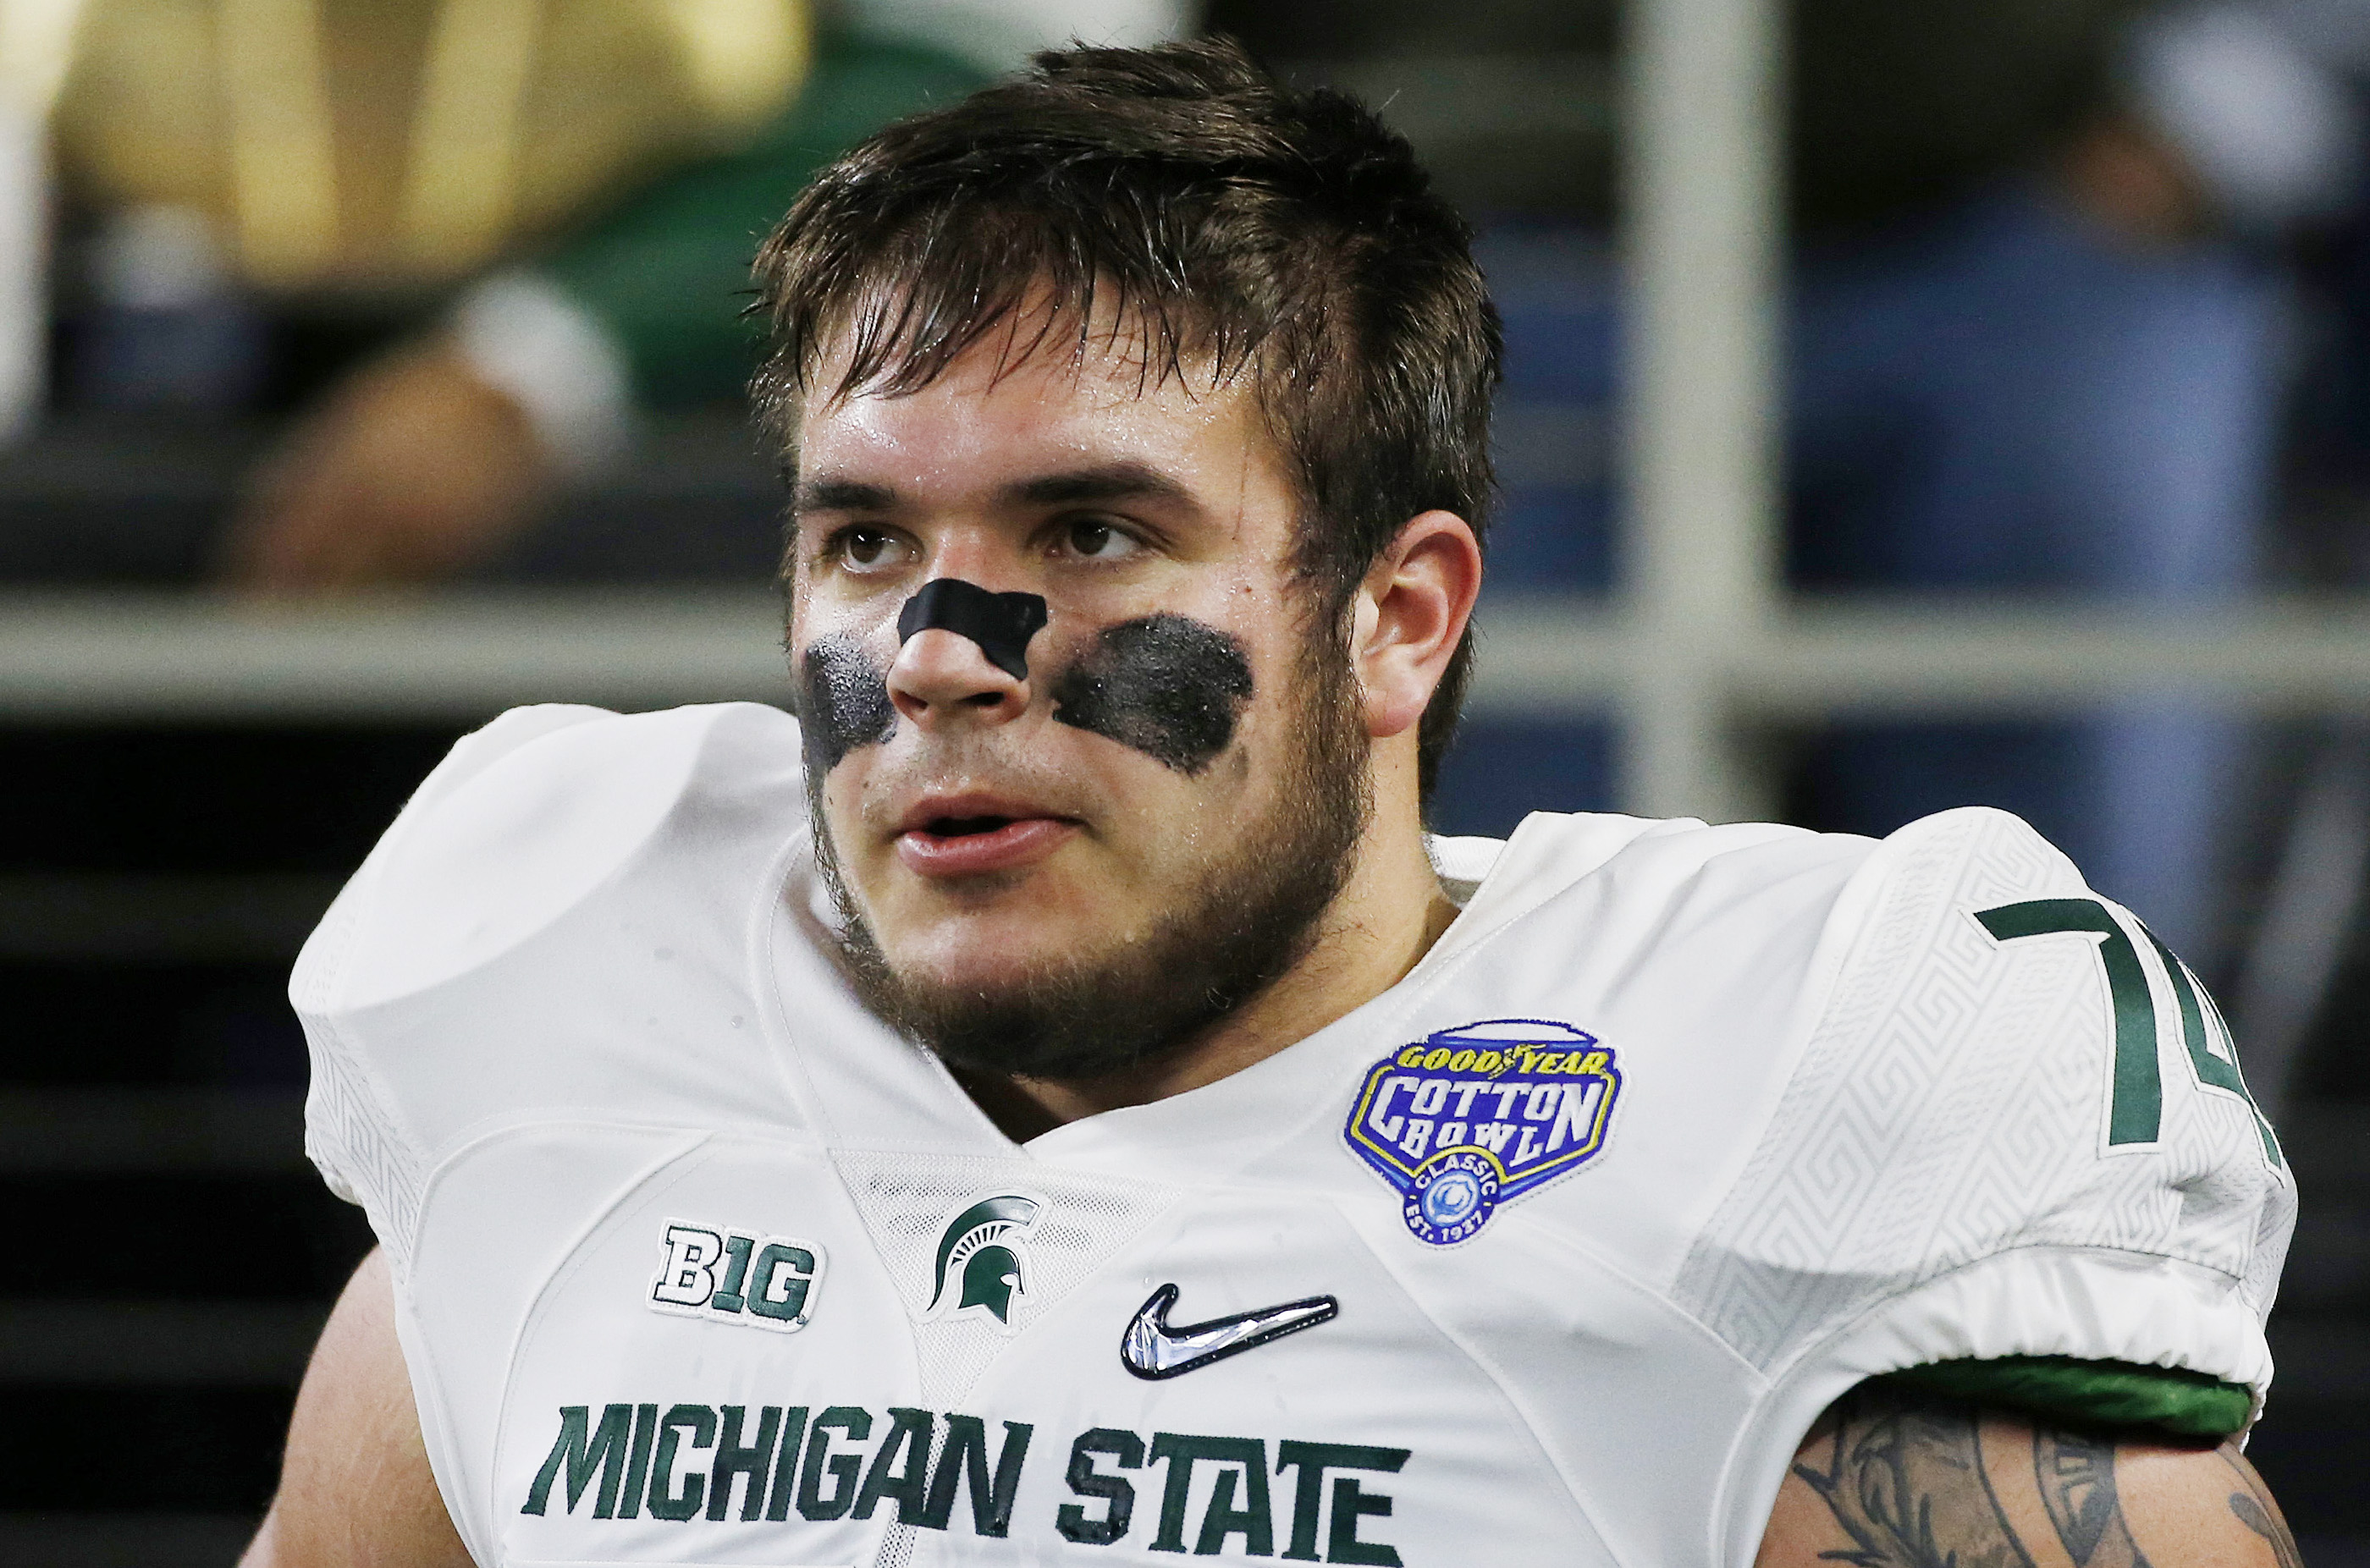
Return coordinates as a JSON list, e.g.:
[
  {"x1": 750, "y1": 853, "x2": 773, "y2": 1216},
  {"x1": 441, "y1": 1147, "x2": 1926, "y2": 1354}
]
[{"x1": 1120, "y1": 1283, "x2": 1339, "y2": 1380}]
